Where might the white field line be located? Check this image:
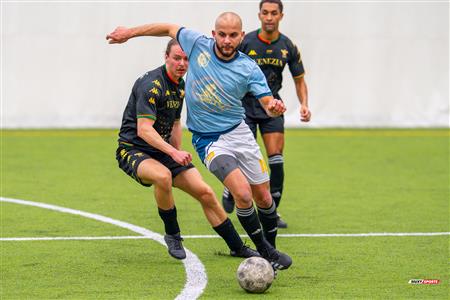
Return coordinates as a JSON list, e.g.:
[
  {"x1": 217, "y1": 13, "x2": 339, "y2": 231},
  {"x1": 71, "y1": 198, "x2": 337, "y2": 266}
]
[
  {"x1": 0, "y1": 197, "x2": 206, "y2": 300},
  {"x1": 2, "y1": 232, "x2": 449, "y2": 242}
]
